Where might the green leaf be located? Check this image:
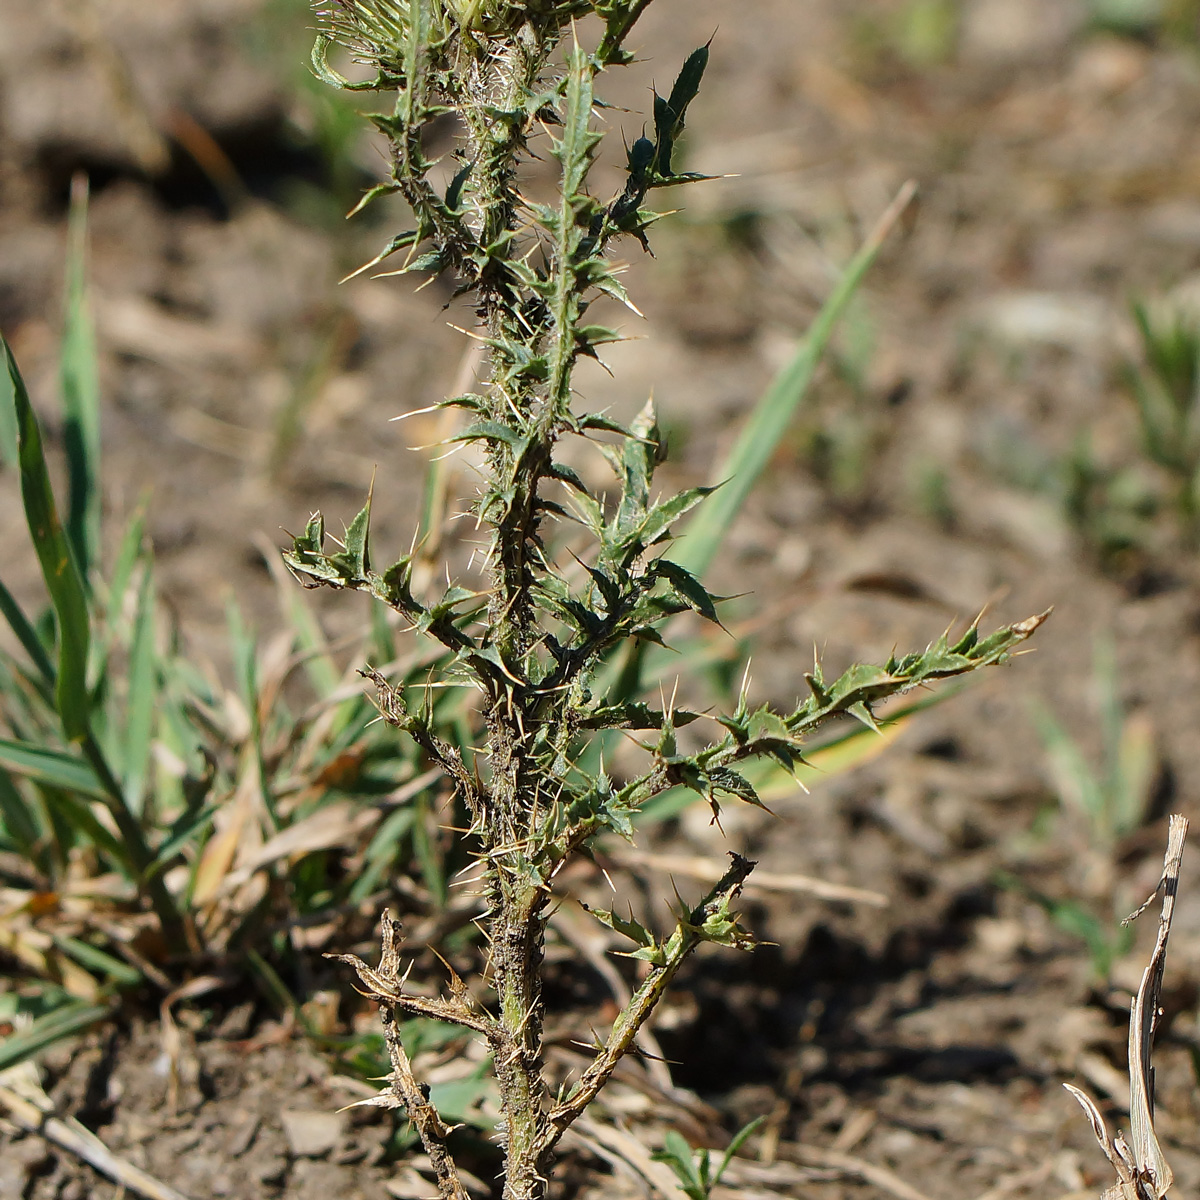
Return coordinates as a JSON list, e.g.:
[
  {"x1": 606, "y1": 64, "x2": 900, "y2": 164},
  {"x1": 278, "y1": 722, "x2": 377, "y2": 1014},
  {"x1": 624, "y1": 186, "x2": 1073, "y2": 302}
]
[
  {"x1": 0, "y1": 337, "x2": 18, "y2": 469},
  {"x1": 0, "y1": 1001, "x2": 110, "y2": 1071},
  {"x1": 44, "y1": 788, "x2": 132, "y2": 873},
  {"x1": 651, "y1": 44, "x2": 710, "y2": 182},
  {"x1": 708, "y1": 767, "x2": 763, "y2": 807},
  {"x1": 671, "y1": 185, "x2": 916, "y2": 579},
  {"x1": 654, "y1": 1129, "x2": 707, "y2": 1200},
  {"x1": 652, "y1": 559, "x2": 719, "y2": 623},
  {"x1": 351, "y1": 806, "x2": 416, "y2": 903},
  {"x1": 450, "y1": 420, "x2": 527, "y2": 449},
  {"x1": 621, "y1": 486, "x2": 715, "y2": 554},
  {"x1": 0, "y1": 738, "x2": 106, "y2": 800},
  {"x1": 121, "y1": 565, "x2": 158, "y2": 815},
  {"x1": 60, "y1": 179, "x2": 102, "y2": 583},
  {"x1": 347, "y1": 181, "x2": 401, "y2": 219},
  {"x1": 333, "y1": 482, "x2": 374, "y2": 579},
  {"x1": 53, "y1": 936, "x2": 141, "y2": 986},
  {"x1": 341, "y1": 230, "x2": 420, "y2": 283},
  {"x1": 0, "y1": 770, "x2": 44, "y2": 861},
  {"x1": 145, "y1": 803, "x2": 220, "y2": 882},
  {"x1": 588, "y1": 905, "x2": 665, "y2": 964},
  {"x1": 105, "y1": 503, "x2": 147, "y2": 631},
  {"x1": 715, "y1": 1116, "x2": 765, "y2": 1188},
  {"x1": 0, "y1": 577, "x2": 55, "y2": 687},
  {"x1": 427, "y1": 1069, "x2": 497, "y2": 1130},
  {"x1": 4, "y1": 335, "x2": 92, "y2": 743}
]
